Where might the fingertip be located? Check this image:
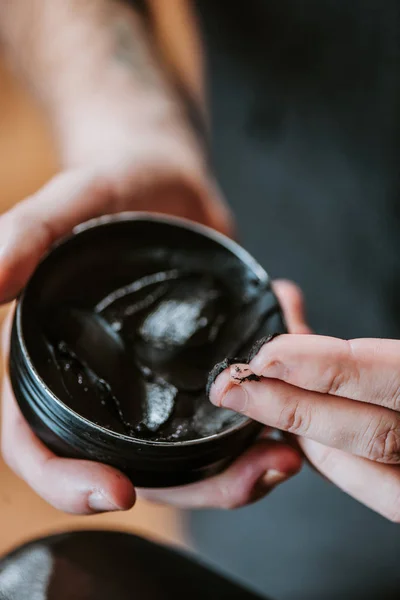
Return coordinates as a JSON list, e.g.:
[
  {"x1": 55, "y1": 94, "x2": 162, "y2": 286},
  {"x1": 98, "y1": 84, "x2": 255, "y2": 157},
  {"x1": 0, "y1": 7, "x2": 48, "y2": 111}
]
[
  {"x1": 272, "y1": 279, "x2": 304, "y2": 305},
  {"x1": 101, "y1": 468, "x2": 136, "y2": 512},
  {"x1": 272, "y1": 279, "x2": 312, "y2": 334},
  {"x1": 208, "y1": 368, "x2": 232, "y2": 406},
  {"x1": 273, "y1": 443, "x2": 303, "y2": 476},
  {"x1": 36, "y1": 458, "x2": 136, "y2": 515},
  {"x1": 79, "y1": 464, "x2": 136, "y2": 514}
]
